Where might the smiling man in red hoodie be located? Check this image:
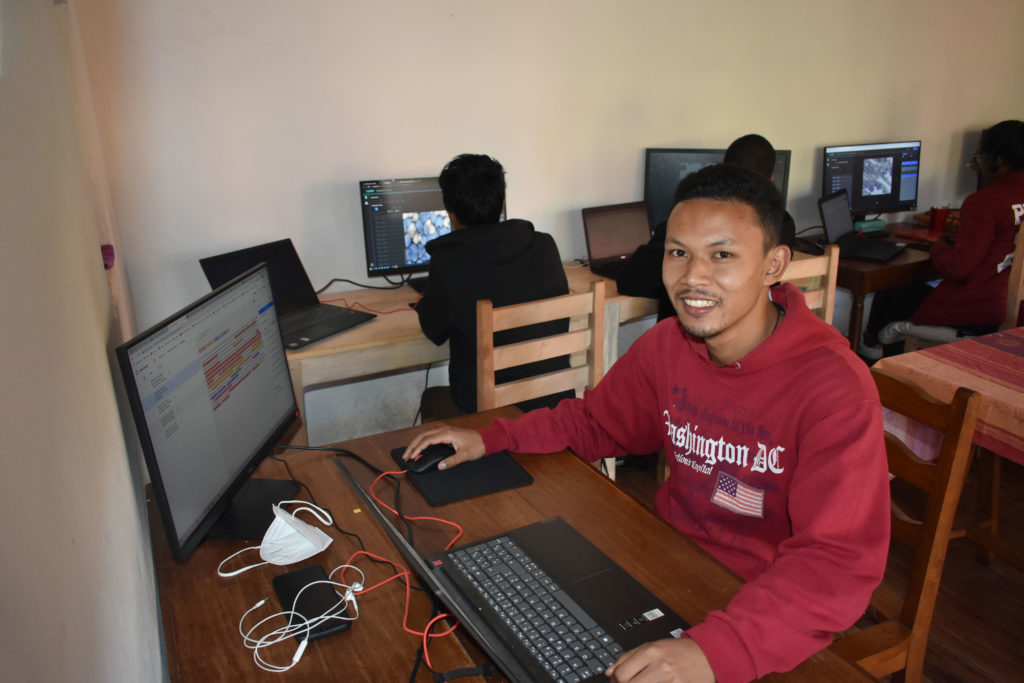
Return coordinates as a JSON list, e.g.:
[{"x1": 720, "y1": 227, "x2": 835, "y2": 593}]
[{"x1": 405, "y1": 163, "x2": 891, "y2": 683}]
